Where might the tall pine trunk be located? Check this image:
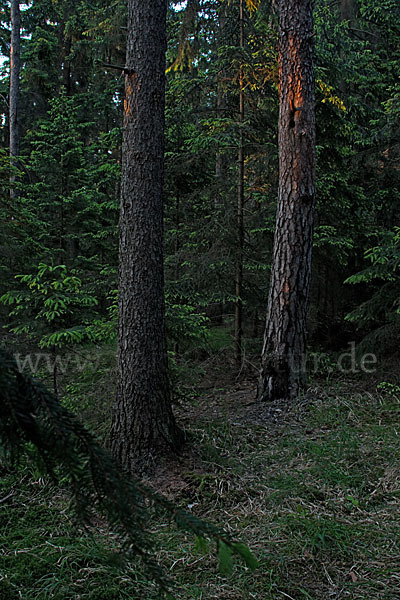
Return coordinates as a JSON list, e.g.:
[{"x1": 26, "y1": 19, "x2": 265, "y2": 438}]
[
  {"x1": 258, "y1": 0, "x2": 316, "y2": 401},
  {"x1": 9, "y1": 0, "x2": 21, "y2": 199},
  {"x1": 111, "y1": 0, "x2": 182, "y2": 475}
]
